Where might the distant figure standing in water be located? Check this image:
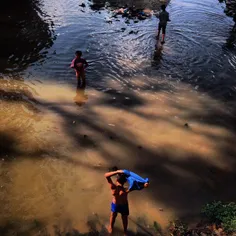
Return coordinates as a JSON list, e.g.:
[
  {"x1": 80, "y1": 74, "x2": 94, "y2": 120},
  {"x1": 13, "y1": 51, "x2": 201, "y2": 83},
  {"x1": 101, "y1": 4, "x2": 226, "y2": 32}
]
[
  {"x1": 70, "y1": 51, "x2": 88, "y2": 89},
  {"x1": 157, "y1": 4, "x2": 170, "y2": 44}
]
